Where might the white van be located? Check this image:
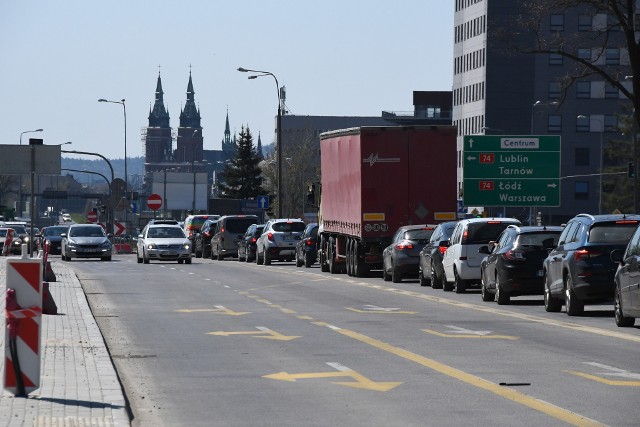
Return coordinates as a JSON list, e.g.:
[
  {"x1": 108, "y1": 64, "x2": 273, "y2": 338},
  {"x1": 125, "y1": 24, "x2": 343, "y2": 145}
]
[{"x1": 442, "y1": 217, "x2": 521, "y2": 293}]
